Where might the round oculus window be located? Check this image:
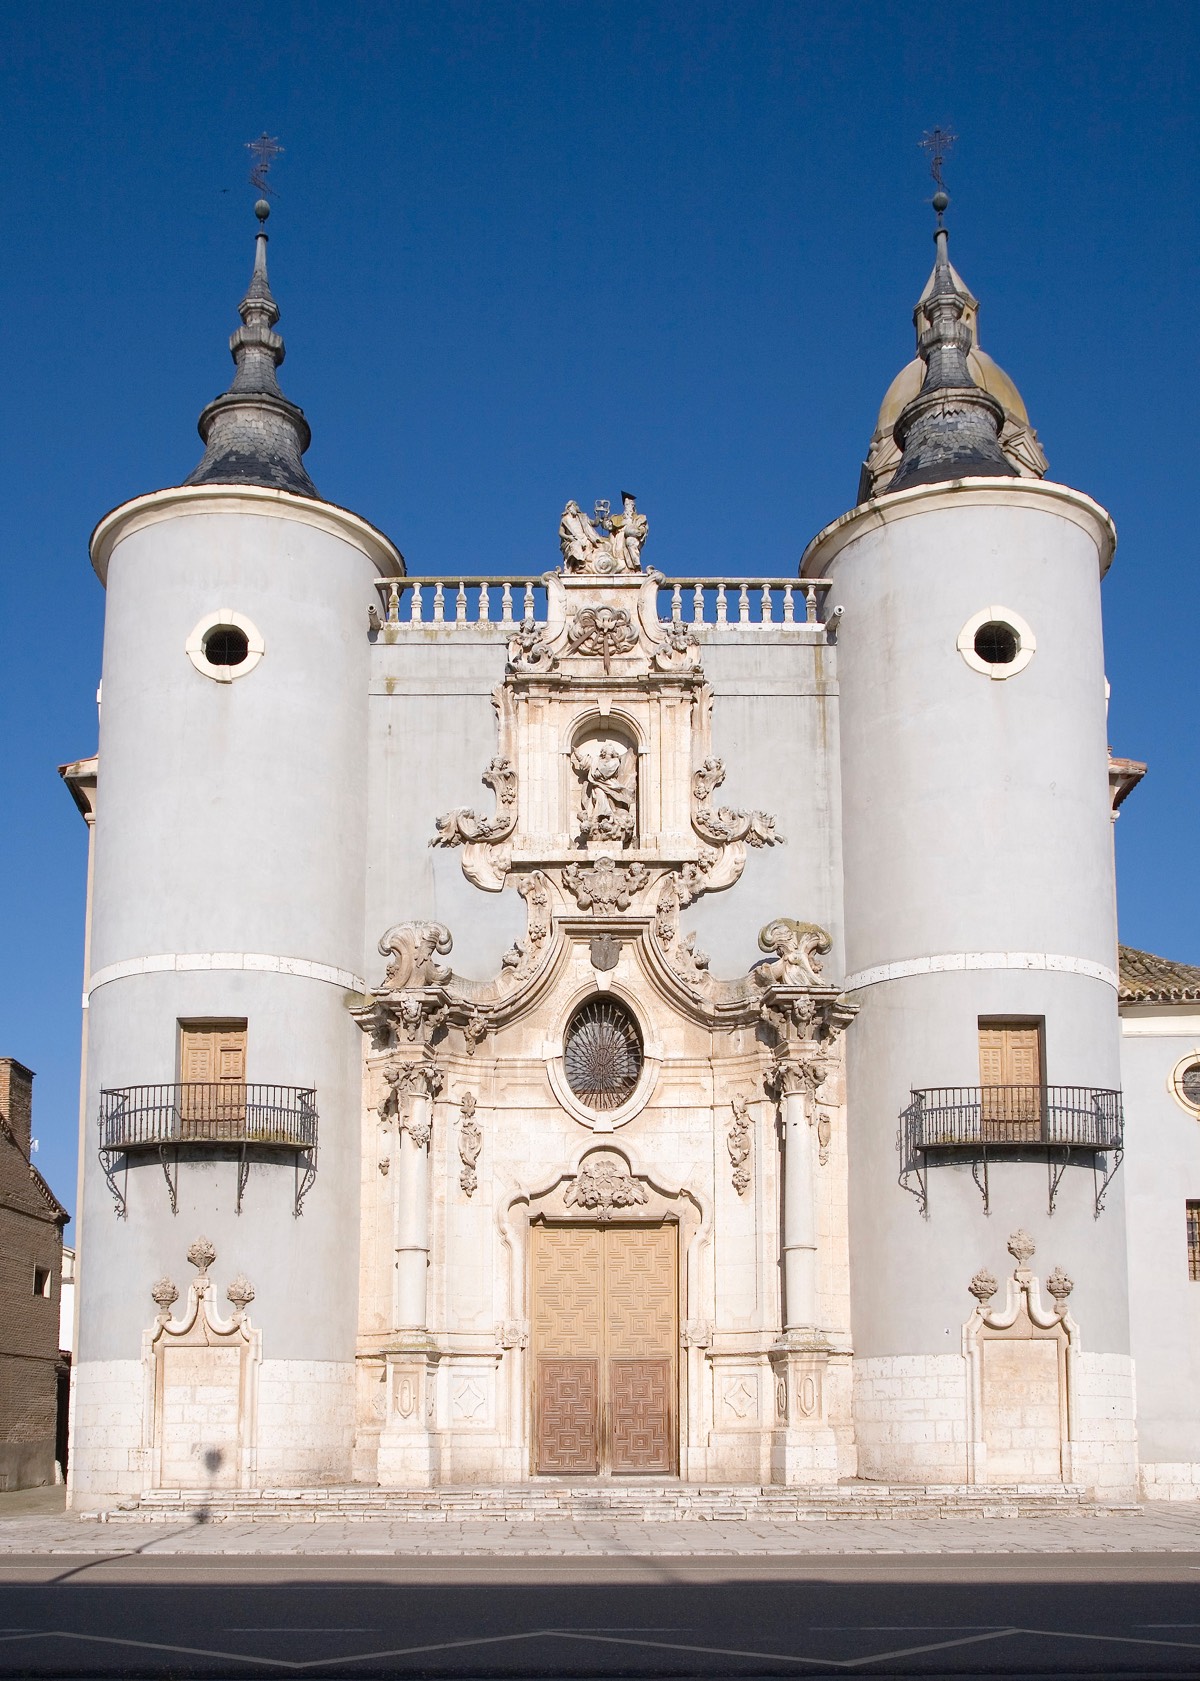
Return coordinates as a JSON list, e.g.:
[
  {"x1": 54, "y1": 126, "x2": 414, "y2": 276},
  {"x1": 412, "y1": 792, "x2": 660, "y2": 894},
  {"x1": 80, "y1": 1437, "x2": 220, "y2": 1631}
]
[
  {"x1": 185, "y1": 610, "x2": 265, "y2": 682},
  {"x1": 1172, "y1": 1057, "x2": 1200, "y2": 1115},
  {"x1": 563, "y1": 997, "x2": 643, "y2": 1112},
  {"x1": 202, "y1": 625, "x2": 250, "y2": 666},
  {"x1": 956, "y1": 606, "x2": 1036, "y2": 679},
  {"x1": 973, "y1": 620, "x2": 1020, "y2": 665}
]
